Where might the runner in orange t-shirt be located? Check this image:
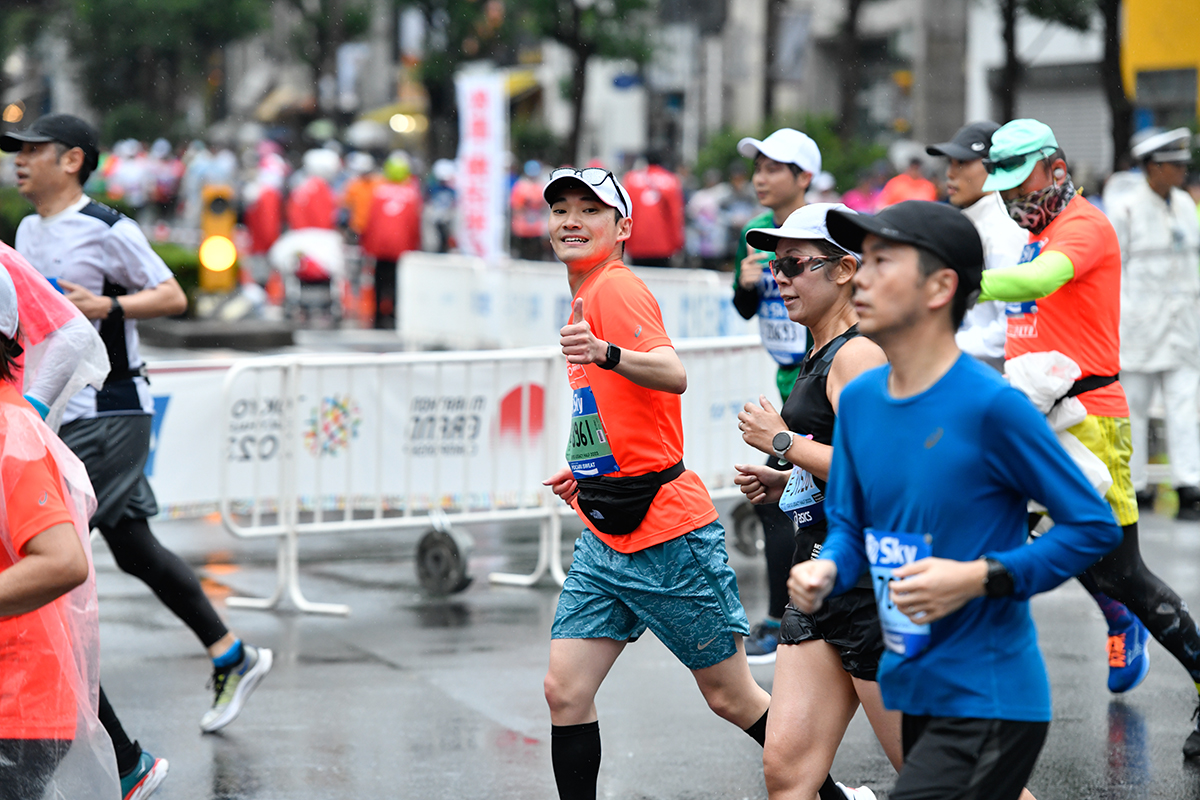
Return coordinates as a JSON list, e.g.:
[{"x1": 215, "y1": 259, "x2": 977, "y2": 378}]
[
  {"x1": 0, "y1": 262, "x2": 120, "y2": 799},
  {"x1": 539, "y1": 167, "x2": 771, "y2": 800},
  {"x1": 980, "y1": 118, "x2": 1200, "y2": 758},
  {"x1": 878, "y1": 160, "x2": 938, "y2": 208}
]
